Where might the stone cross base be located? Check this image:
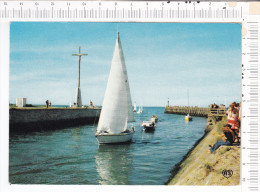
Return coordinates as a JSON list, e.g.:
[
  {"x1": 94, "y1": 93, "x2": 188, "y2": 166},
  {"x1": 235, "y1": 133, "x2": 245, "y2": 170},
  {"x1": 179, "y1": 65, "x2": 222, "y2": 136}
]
[{"x1": 74, "y1": 87, "x2": 82, "y2": 107}]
